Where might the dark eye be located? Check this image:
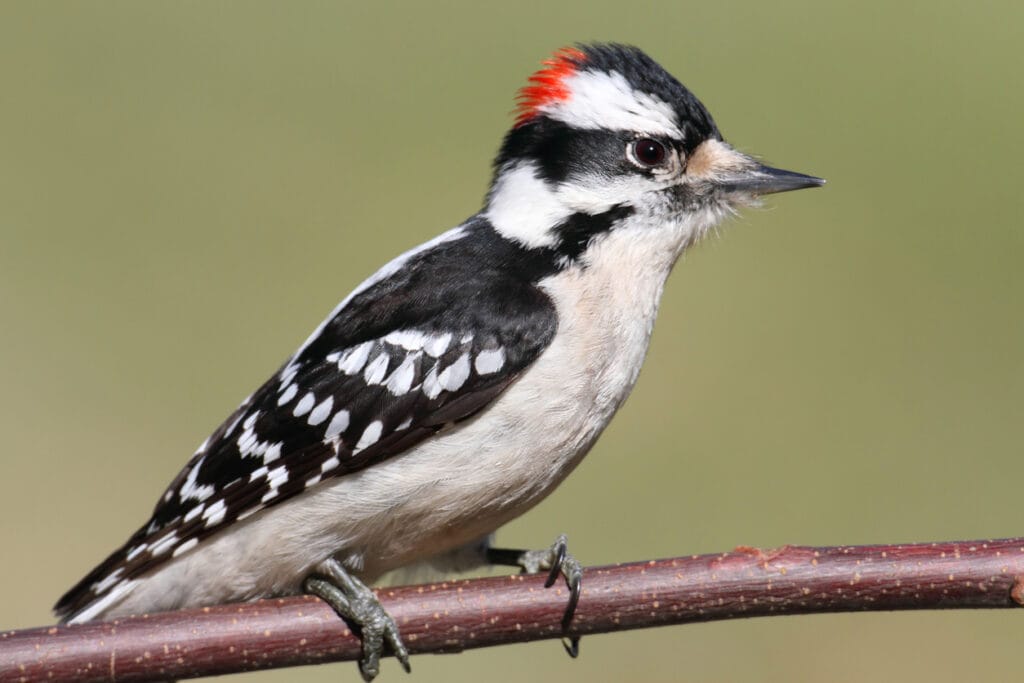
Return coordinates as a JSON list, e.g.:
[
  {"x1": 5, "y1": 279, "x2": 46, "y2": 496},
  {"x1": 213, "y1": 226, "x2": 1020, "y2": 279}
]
[{"x1": 630, "y1": 138, "x2": 668, "y2": 167}]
